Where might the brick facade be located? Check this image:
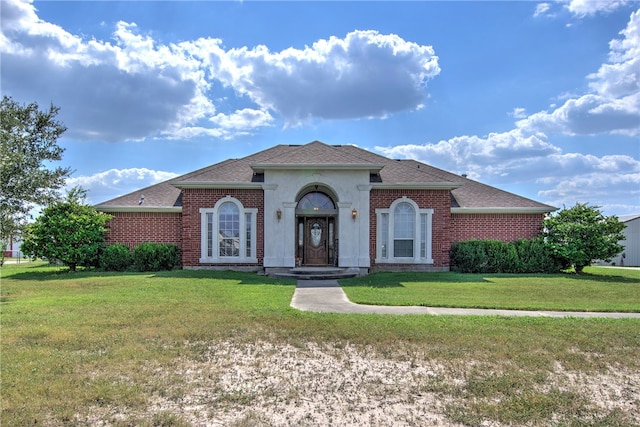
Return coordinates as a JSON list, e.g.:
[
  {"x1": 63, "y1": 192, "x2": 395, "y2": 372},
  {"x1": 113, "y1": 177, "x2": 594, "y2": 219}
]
[
  {"x1": 450, "y1": 213, "x2": 545, "y2": 242},
  {"x1": 180, "y1": 188, "x2": 264, "y2": 267},
  {"x1": 104, "y1": 193, "x2": 546, "y2": 272},
  {"x1": 369, "y1": 188, "x2": 452, "y2": 269},
  {"x1": 105, "y1": 211, "x2": 182, "y2": 249}
]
